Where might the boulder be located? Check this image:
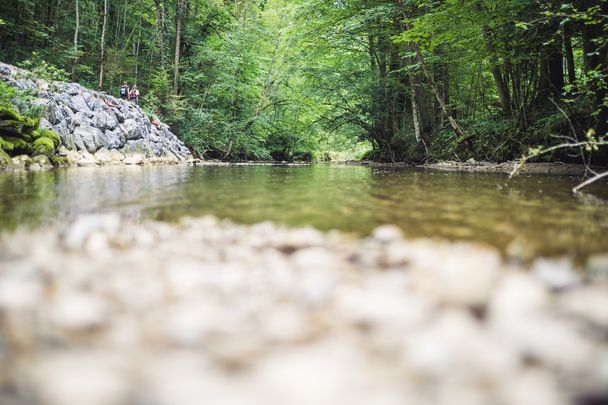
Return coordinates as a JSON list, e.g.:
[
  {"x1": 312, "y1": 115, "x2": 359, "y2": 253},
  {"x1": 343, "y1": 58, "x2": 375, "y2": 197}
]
[
  {"x1": 12, "y1": 155, "x2": 32, "y2": 168},
  {"x1": 65, "y1": 83, "x2": 81, "y2": 95},
  {"x1": 73, "y1": 111, "x2": 92, "y2": 127},
  {"x1": 66, "y1": 150, "x2": 82, "y2": 166},
  {"x1": 57, "y1": 145, "x2": 70, "y2": 156},
  {"x1": 39, "y1": 117, "x2": 54, "y2": 130},
  {"x1": 77, "y1": 151, "x2": 98, "y2": 166},
  {"x1": 105, "y1": 111, "x2": 119, "y2": 129},
  {"x1": 92, "y1": 111, "x2": 119, "y2": 130},
  {"x1": 32, "y1": 155, "x2": 53, "y2": 169},
  {"x1": 95, "y1": 148, "x2": 125, "y2": 165},
  {"x1": 122, "y1": 119, "x2": 141, "y2": 140},
  {"x1": 98, "y1": 129, "x2": 122, "y2": 150},
  {"x1": 123, "y1": 140, "x2": 152, "y2": 157},
  {"x1": 114, "y1": 109, "x2": 125, "y2": 123},
  {"x1": 54, "y1": 121, "x2": 76, "y2": 150},
  {"x1": 123, "y1": 153, "x2": 144, "y2": 165},
  {"x1": 73, "y1": 126, "x2": 103, "y2": 153},
  {"x1": 69, "y1": 95, "x2": 92, "y2": 115}
]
